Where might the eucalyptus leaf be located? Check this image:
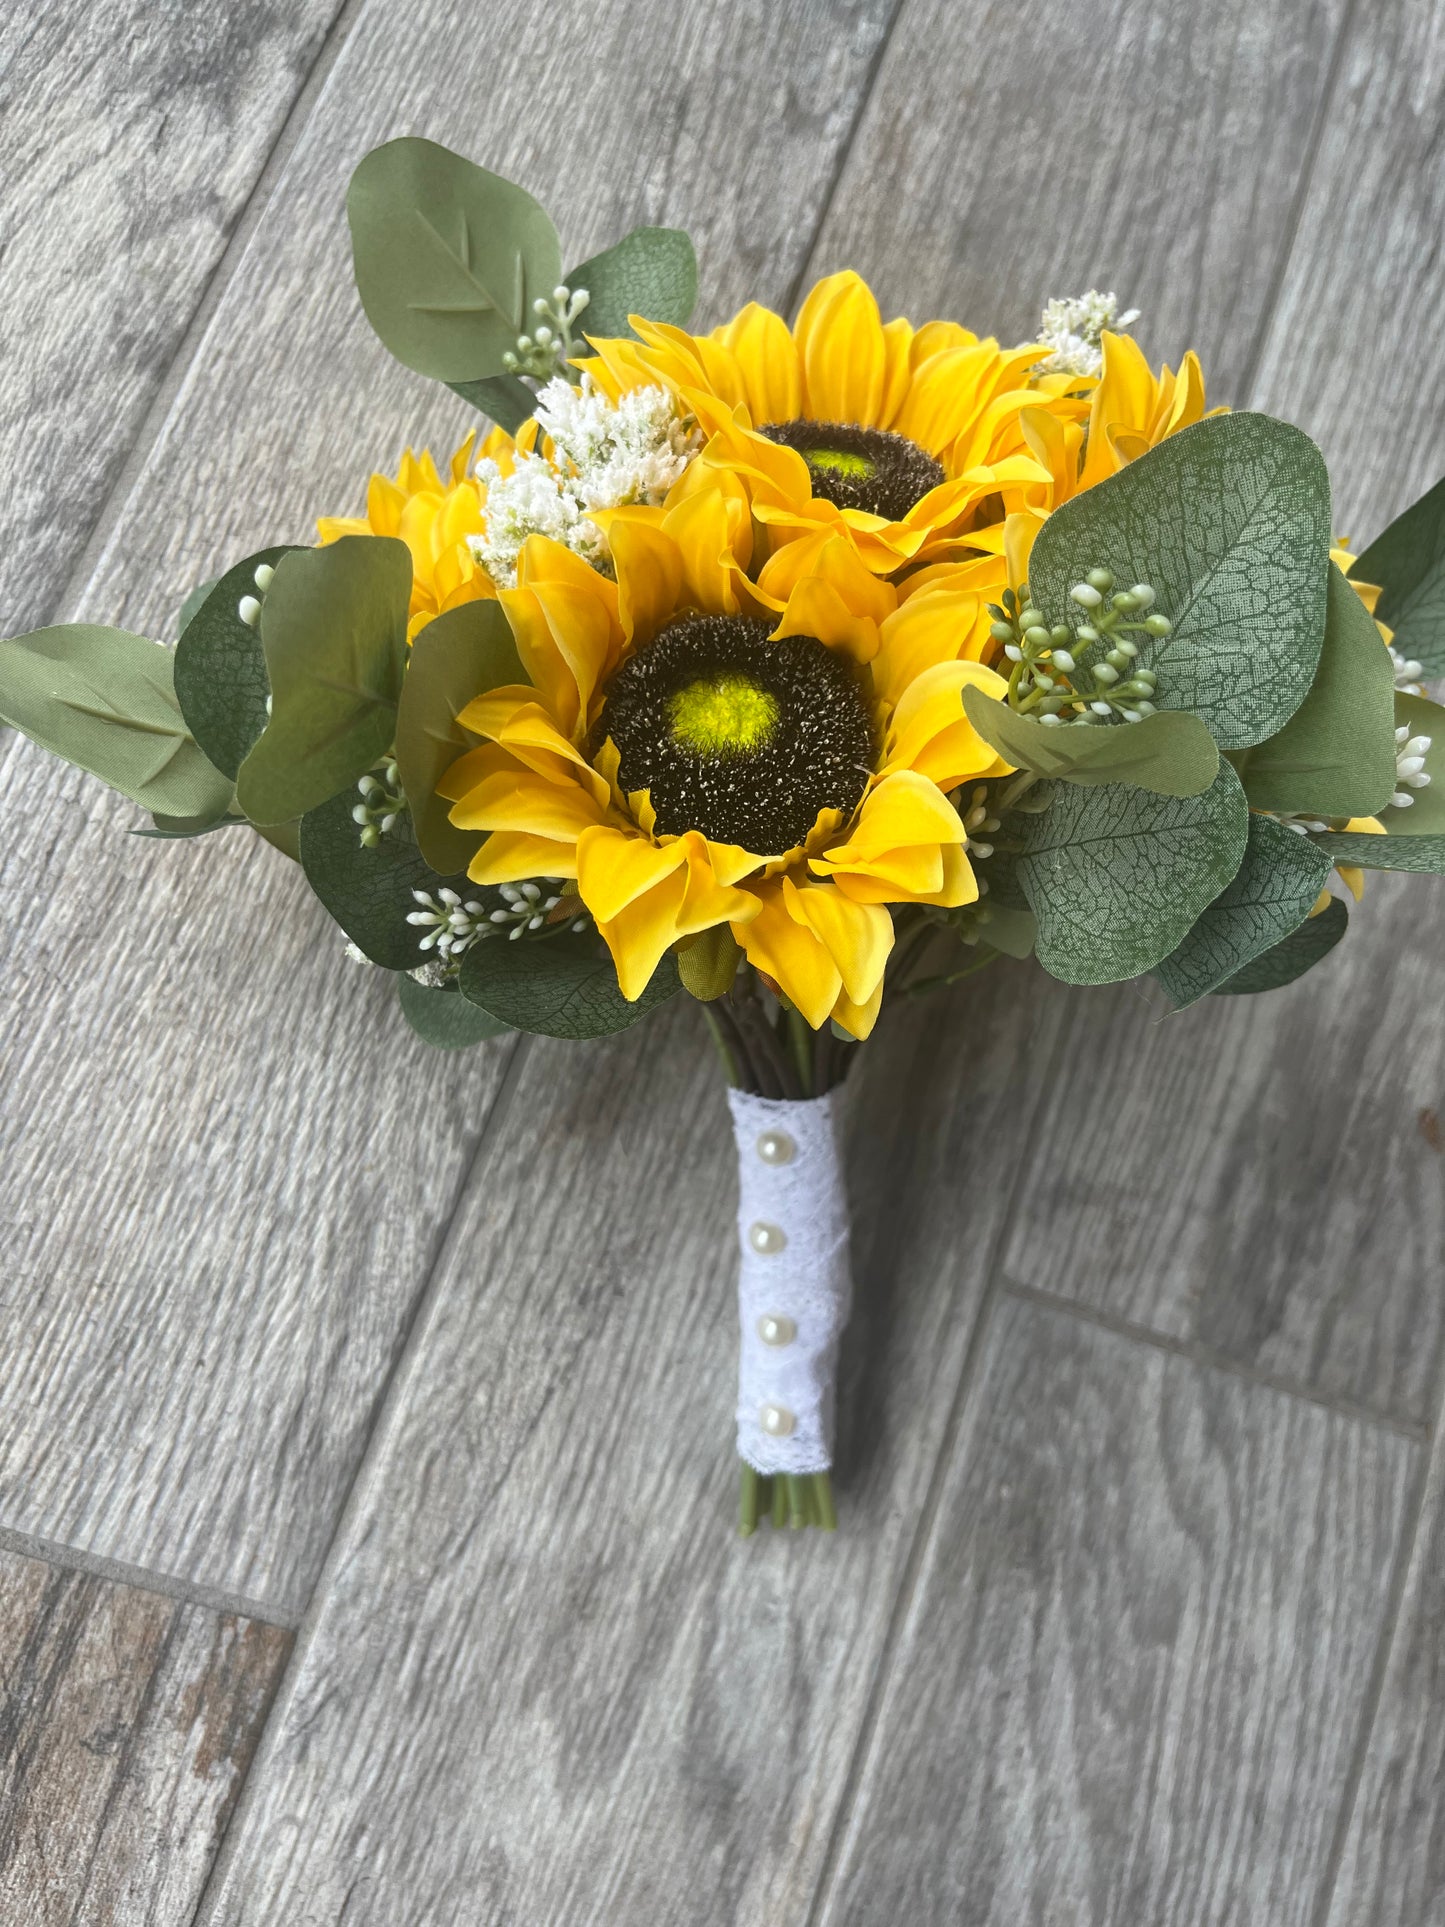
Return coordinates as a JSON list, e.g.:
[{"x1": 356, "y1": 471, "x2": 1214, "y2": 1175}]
[
  {"x1": 299, "y1": 788, "x2": 472, "y2": 970},
  {"x1": 348, "y1": 138, "x2": 562, "y2": 382},
  {"x1": 397, "y1": 973, "x2": 511, "y2": 1048},
  {"x1": 567, "y1": 226, "x2": 698, "y2": 342},
  {"x1": 460, "y1": 931, "x2": 680, "y2": 1038},
  {"x1": 677, "y1": 923, "x2": 742, "y2": 1000},
  {"x1": 395, "y1": 597, "x2": 524, "y2": 874},
  {"x1": 1011, "y1": 760, "x2": 1249, "y2": 984},
  {"x1": 447, "y1": 373, "x2": 538, "y2": 434},
  {"x1": 1029, "y1": 413, "x2": 1331, "y2": 749},
  {"x1": 1309, "y1": 831, "x2": 1445, "y2": 873},
  {"x1": 1231, "y1": 562, "x2": 1396, "y2": 817},
  {"x1": 177, "y1": 576, "x2": 219, "y2": 639},
  {"x1": 173, "y1": 545, "x2": 299, "y2": 780},
  {"x1": 974, "y1": 903, "x2": 1037, "y2": 958},
  {"x1": 136, "y1": 808, "x2": 246, "y2": 840},
  {"x1": 1153, "y1": 813, "x2": 1332, "y2": 1009},
  {"x1": 0, "y1": 624, "x2": 234, "y2": 818},
  {"x1": 235, "y1": 537, "x2": 410, "y2": 826},
  {"x1": 961, "y1": 686, "x2": 1218, "y2": 796},
  {"x1": 1353, "y1": 471, "x2": 1445, "y2": 674},
  {"x1": 1377, "y1": 691, "x2": 1445, "y2": 833},
  {"x1": 1213, "y1": 894, "x2": 1348, "y2": 994}
]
